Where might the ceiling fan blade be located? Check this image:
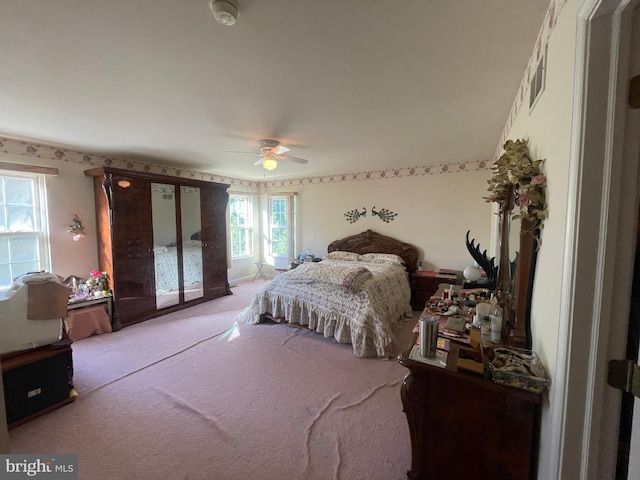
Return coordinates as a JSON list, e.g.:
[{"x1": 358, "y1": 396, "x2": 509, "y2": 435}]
[
  {"x1": 253, "y1": 158, "x2": 266, "y2": 166},
  {"x1": 273, "y1": 145, "x2": 290, "y2": 155},
  {"x1": 281, "y1": 154, "x2": 309, "y2": 164}
]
